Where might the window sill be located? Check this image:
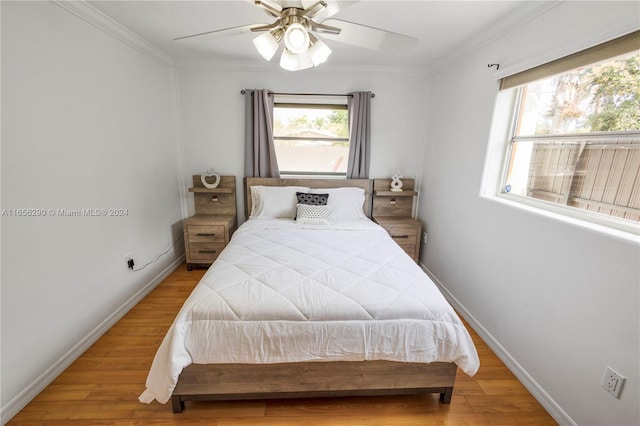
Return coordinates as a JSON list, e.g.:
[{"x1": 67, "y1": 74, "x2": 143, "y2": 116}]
[{"x1": 482, "y1": 192, "x2": 640, "y2": 244}]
